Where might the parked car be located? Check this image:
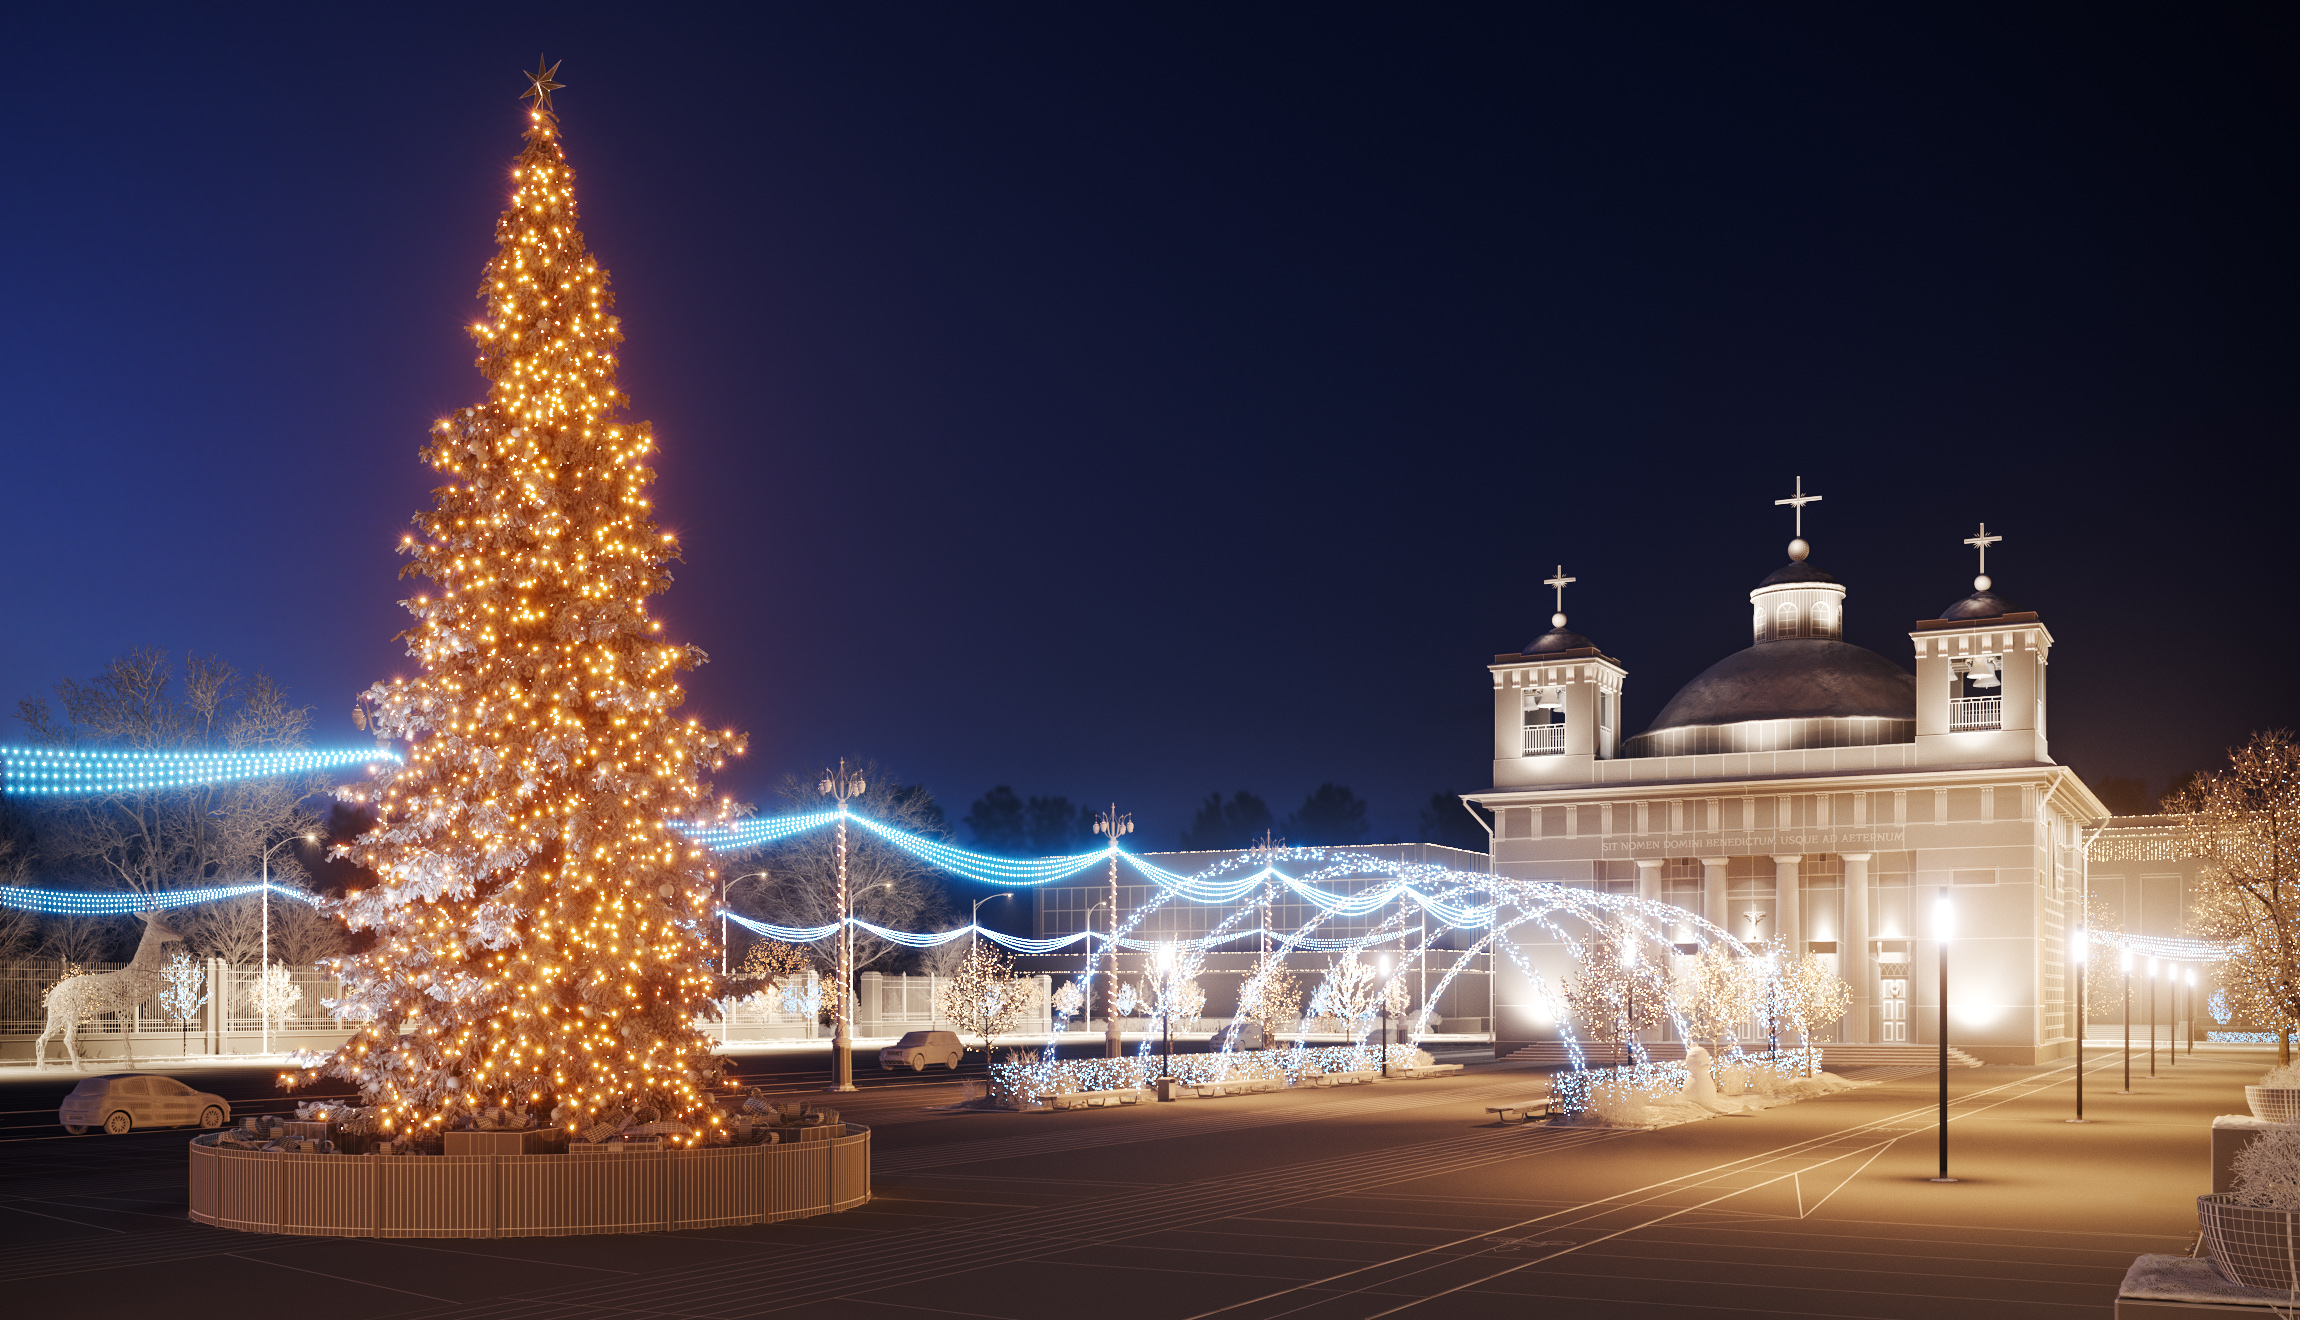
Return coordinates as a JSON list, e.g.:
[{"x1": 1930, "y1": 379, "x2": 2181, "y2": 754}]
[
  {"x1": 878, "y1": 1030, "x2": 965, "y2": 1072},
  {"x1": 60, "y1": 1074, "x2": 231, "y2": 1135}
]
